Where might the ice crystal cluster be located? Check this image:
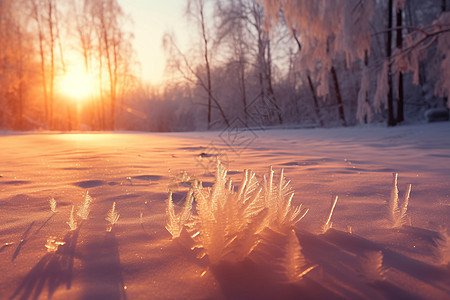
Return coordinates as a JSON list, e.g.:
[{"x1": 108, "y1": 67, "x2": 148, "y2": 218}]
[
  {"x1": 66, "y1": 191, "x2": 93, "y2": 231},
  {"x1": 166, "y1": 161, "x2": 308, "y2": 264}
]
